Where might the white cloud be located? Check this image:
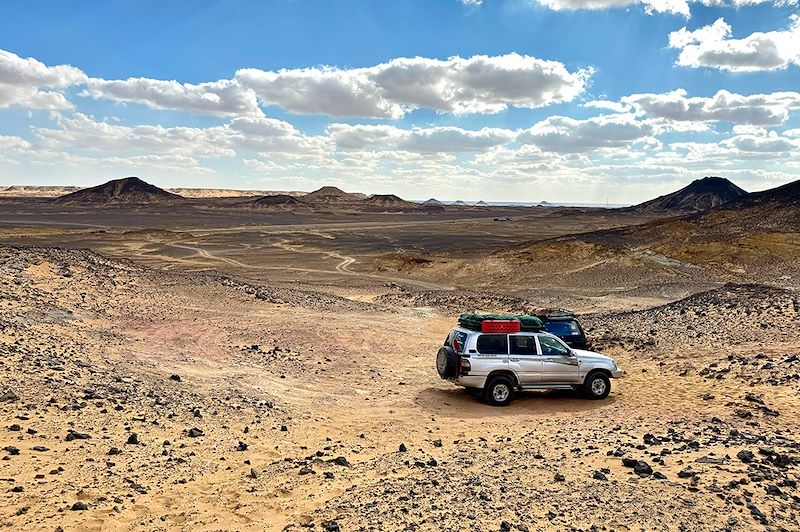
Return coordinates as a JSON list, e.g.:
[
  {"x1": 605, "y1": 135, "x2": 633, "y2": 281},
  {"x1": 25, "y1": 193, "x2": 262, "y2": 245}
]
[
  {"x1": 2, "y1": 49, "x2": 590, "y2": 119},
  {"x1": 669, "y1": 16, "x2": 800, "y2": 72},
  {"x1": 533, "y1": 0, "x2": 691, "y2": 17},
  {"x1": 236, "y1": 53, "x2": 592, "y2": 118},
  {"x1": 583, "y1": 100, "x2": 633, "y2": 113},
  {"x1": 0, "y1": 49, "x2": 86, "y2": 109},
  {"x1": 327, "y1": 123, "x2": 517, "y2": 152},
  {"x1": 720, "y1": 129, "x2": 799, "y2": 153},
  {"x1": 519, "y1": 113, "x2": 660, "y2": 153},
  {"x1": 32, "y1": 112, "x2": 327, "y2": 160},
  {"x1": 82, "y1": 78, "x2": 263, "y2": 117},
  {"x1": 621, "y1": 89, "x2": 800, "y2": 125},
  {"x1": 530, "y1": 0, "x2": 797, "y2": 17},
  {"x1": 0, "y1": 135, "x2": 31, "y2": 151},
  {"x1": 34, "y1": 112, "x2": 235, "y2": 157}
]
